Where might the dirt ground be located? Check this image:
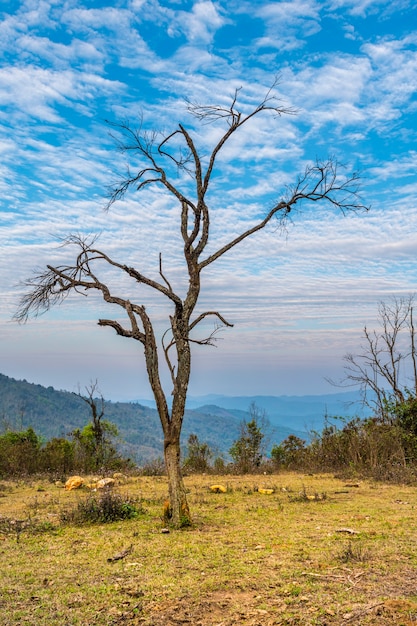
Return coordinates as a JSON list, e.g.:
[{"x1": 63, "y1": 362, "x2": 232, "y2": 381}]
[{"x1": 107, "y1": 572, "x2": 417, "y2": 625}]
